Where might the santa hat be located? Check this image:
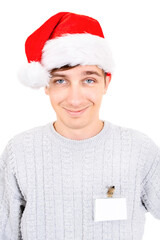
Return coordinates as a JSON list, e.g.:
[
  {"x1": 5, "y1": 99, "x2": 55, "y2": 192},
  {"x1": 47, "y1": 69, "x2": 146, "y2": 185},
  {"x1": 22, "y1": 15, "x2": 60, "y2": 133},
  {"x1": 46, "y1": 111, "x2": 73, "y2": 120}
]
[{"x1": 18, "y1": 11, "x2": 115, "y2": 89}]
